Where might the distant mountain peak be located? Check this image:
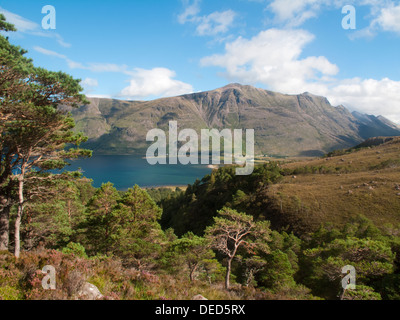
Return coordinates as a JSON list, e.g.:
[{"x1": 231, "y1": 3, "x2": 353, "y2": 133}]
[
  {"x1": 222, "y1": 83, "x2": 245, "y2": 89},
  {"x1": 67, "y1": 85, "x2": 400, "y2": 157}
]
